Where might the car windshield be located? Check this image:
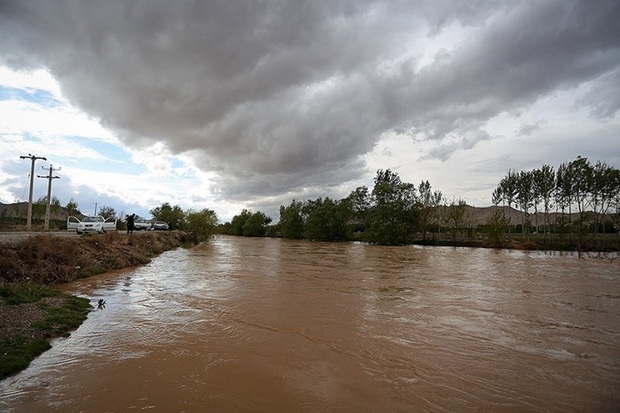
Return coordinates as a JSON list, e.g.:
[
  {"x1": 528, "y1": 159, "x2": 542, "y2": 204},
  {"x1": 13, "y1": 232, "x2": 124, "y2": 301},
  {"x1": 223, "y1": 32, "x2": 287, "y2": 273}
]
[{"x1": 83, "y1": 216, "x2": 103, "y2": 222}]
